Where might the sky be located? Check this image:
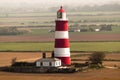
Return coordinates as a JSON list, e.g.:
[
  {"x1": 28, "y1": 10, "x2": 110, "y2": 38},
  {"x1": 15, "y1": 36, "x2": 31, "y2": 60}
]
[{"x1": 0, "y1": 0, "x2": 120, "y2": 8}]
